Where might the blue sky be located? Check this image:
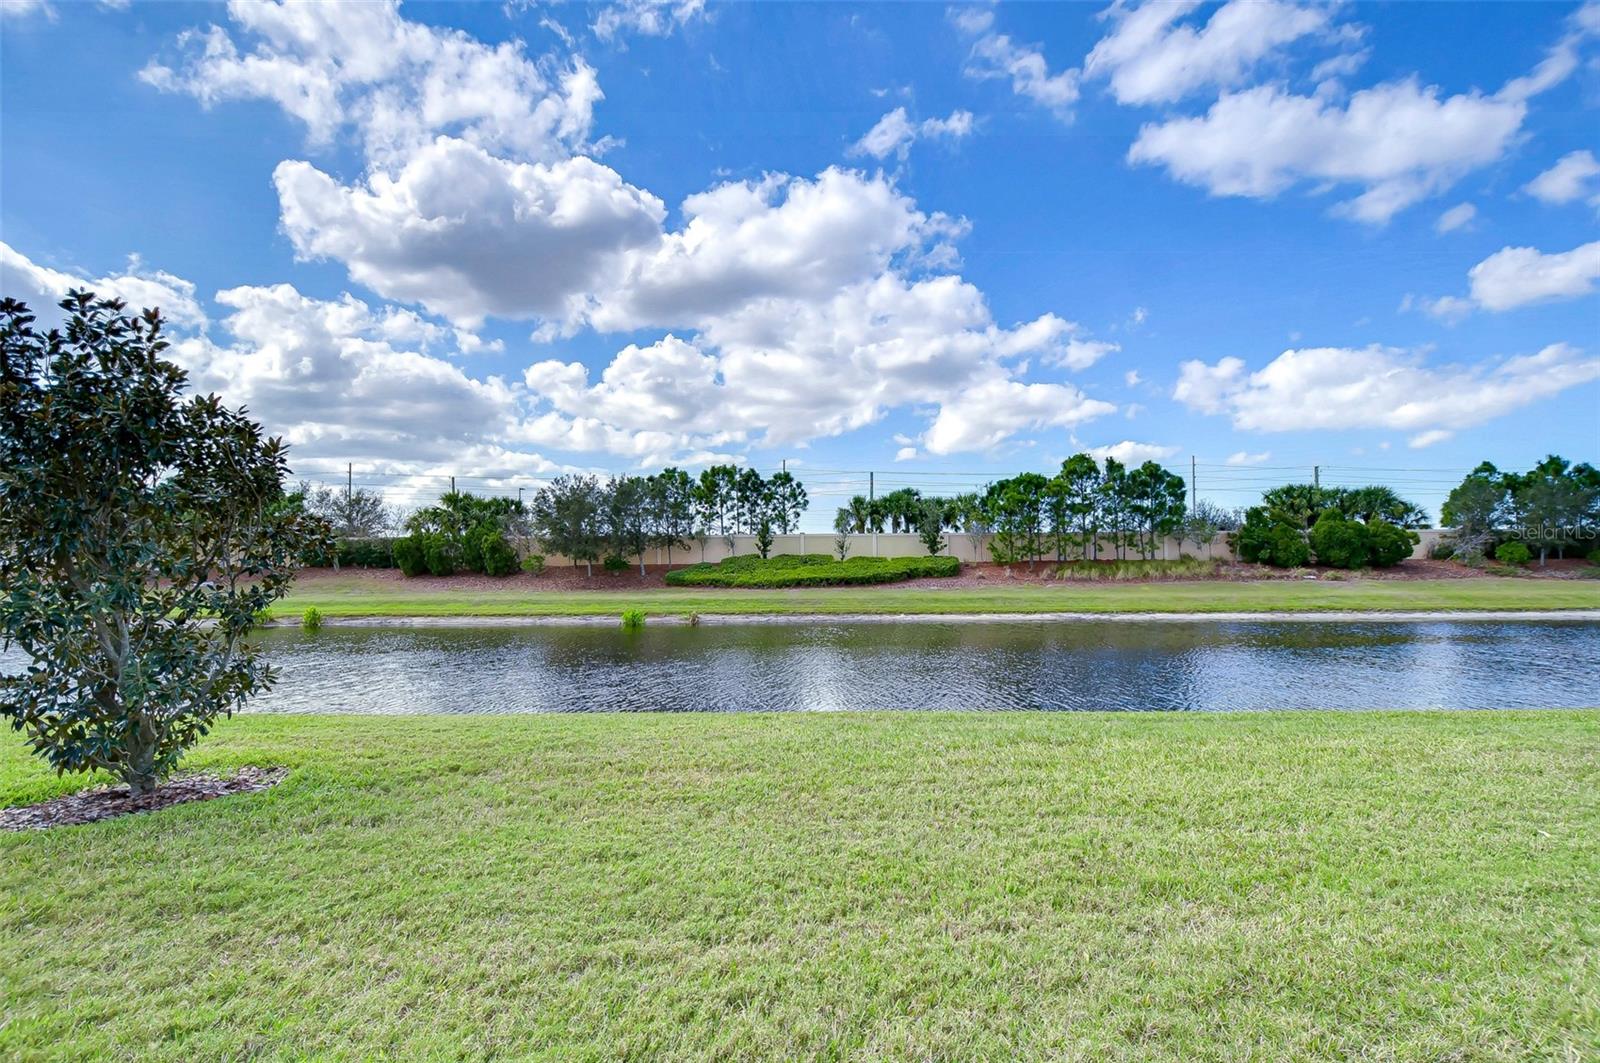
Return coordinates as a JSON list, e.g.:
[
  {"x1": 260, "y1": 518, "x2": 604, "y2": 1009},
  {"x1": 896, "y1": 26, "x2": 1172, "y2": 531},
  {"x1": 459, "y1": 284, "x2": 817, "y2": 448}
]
[{"x1": 2, "y1": 0, "x2": 1597, "y2": 524}]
